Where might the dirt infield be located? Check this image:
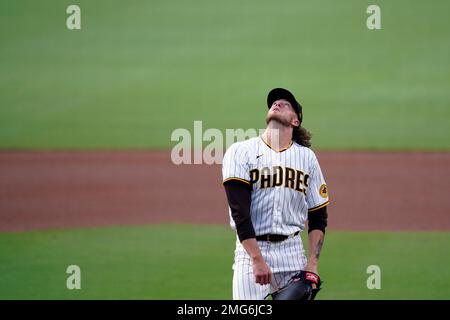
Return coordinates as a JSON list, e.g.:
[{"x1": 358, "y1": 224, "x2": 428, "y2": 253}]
[{"x1": 0, "y1": 151, "x2": 449, "y2": 232}]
